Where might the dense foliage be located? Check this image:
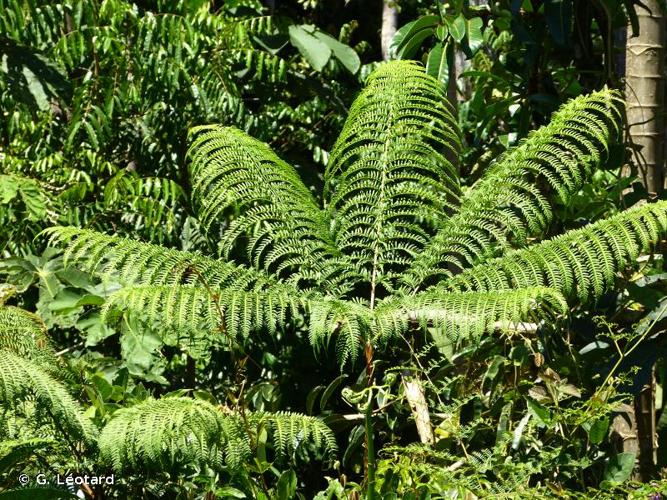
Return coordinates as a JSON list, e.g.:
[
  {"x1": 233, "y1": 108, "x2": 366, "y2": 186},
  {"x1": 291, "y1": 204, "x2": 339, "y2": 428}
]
[{"x1": 2, "y1": 1, "x2": 667, "y2": 499}]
